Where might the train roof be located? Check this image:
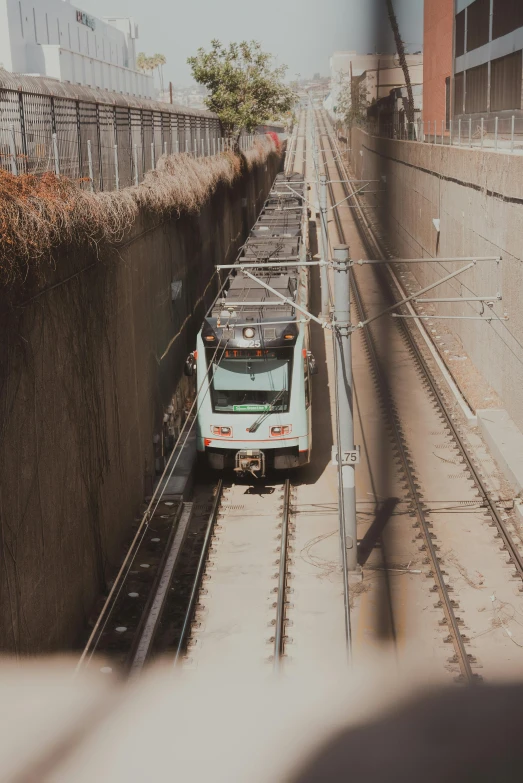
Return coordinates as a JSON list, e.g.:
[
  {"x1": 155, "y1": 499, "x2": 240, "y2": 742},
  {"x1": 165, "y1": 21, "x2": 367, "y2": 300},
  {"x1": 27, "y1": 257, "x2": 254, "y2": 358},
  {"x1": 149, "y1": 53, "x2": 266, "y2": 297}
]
[
  {"x1": 210, "y1": 273, "x2": 296, "y2": 321},
  {"x1": 200, "y1": 171, "x2": 307, "y2": 348},
  {"x1": 203, "y1": 273, "x2": 298, "y2": 349}
]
